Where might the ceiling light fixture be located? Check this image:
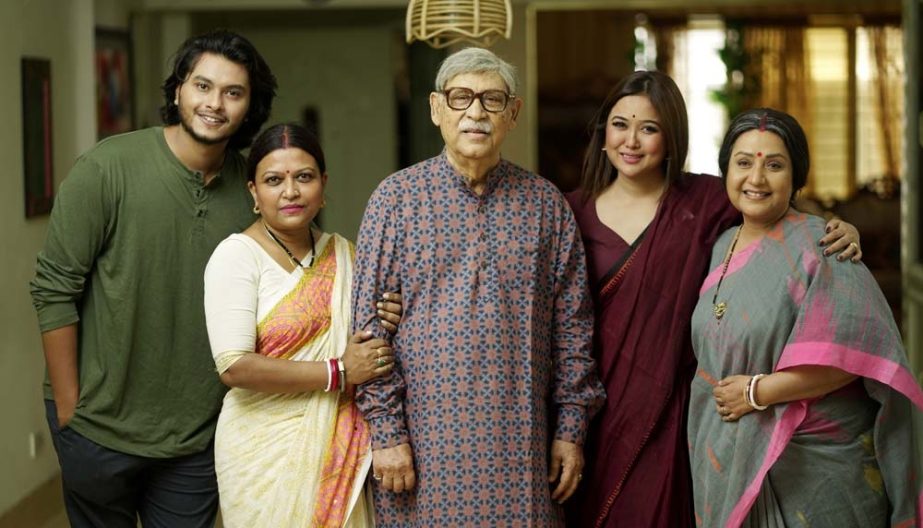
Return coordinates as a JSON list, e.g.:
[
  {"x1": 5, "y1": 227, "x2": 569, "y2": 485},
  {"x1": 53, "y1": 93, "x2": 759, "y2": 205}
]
[{"x1": 406, "y1": 0, "x2": 512, "y2": 49}]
